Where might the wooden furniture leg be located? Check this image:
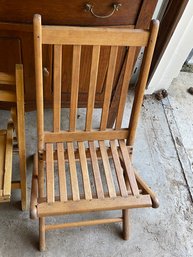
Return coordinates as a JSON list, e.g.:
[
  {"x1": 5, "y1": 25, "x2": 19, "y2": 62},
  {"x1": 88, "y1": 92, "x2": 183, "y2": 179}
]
[
  {"x1": 122, "y1": 209, "x2": 130, "y2": 240},
  {"x1": 39, "y1": 217, "x2": 46, "y2": 251},
  {"x1": 16, "y1": 64, "x2": 27, "y2": 210}
]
